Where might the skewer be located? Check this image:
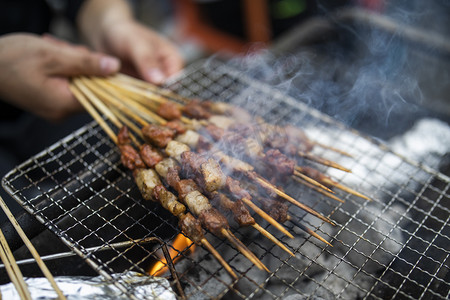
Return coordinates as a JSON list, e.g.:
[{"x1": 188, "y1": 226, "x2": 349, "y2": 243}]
[
  {"x1": 312, "y1": 141, "x2": 353, "y2": 157},
  {"x1": 0, "y1": 196, "x2": 67, "y2": 300},
  {"x1": 221, "y1": 228, "x2": 269, "y2": 272},
  {"x1": 251, "y1": 223, "x2": 294, "y2": 256},
  {"x1": 70, "y1": 80, "x2": 118, "y2": 144},
  {"x1": 298, "y1": 151, "x2": 351, "y2": 172},
  {"x1": 252, "y1": 175, "x2": 335, "y2": 226},
  {"x1": 295, "y1": 166, "x2": 370, "y2": 201},
  {"x1": 286, "y1": 216, "x2": 333, "y2": 247},
  {"x1": 200, "y1": 238, "x2": 238, "y2": 280},
  {"x1": 292, "y1": 176, "x2": 344, "y2": 203},
  {"x1": 293, "y1": 170, "x2": 334, "y2": 193},
  {"x1": 75, "y1": 94, "x2": 260, "y2": 278},
  {"x1": 0, "y1": 228, "x2": 32, "y2": 300},
  {"x1": 112, "y1": 73, "x2": 191, "y2": 104},
  {"x1": 240, "y1": 198, "x2": 294, "y2": 239},
  {"x1": 73, "y1": 82, "x2": 240, "y2": 279}
]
